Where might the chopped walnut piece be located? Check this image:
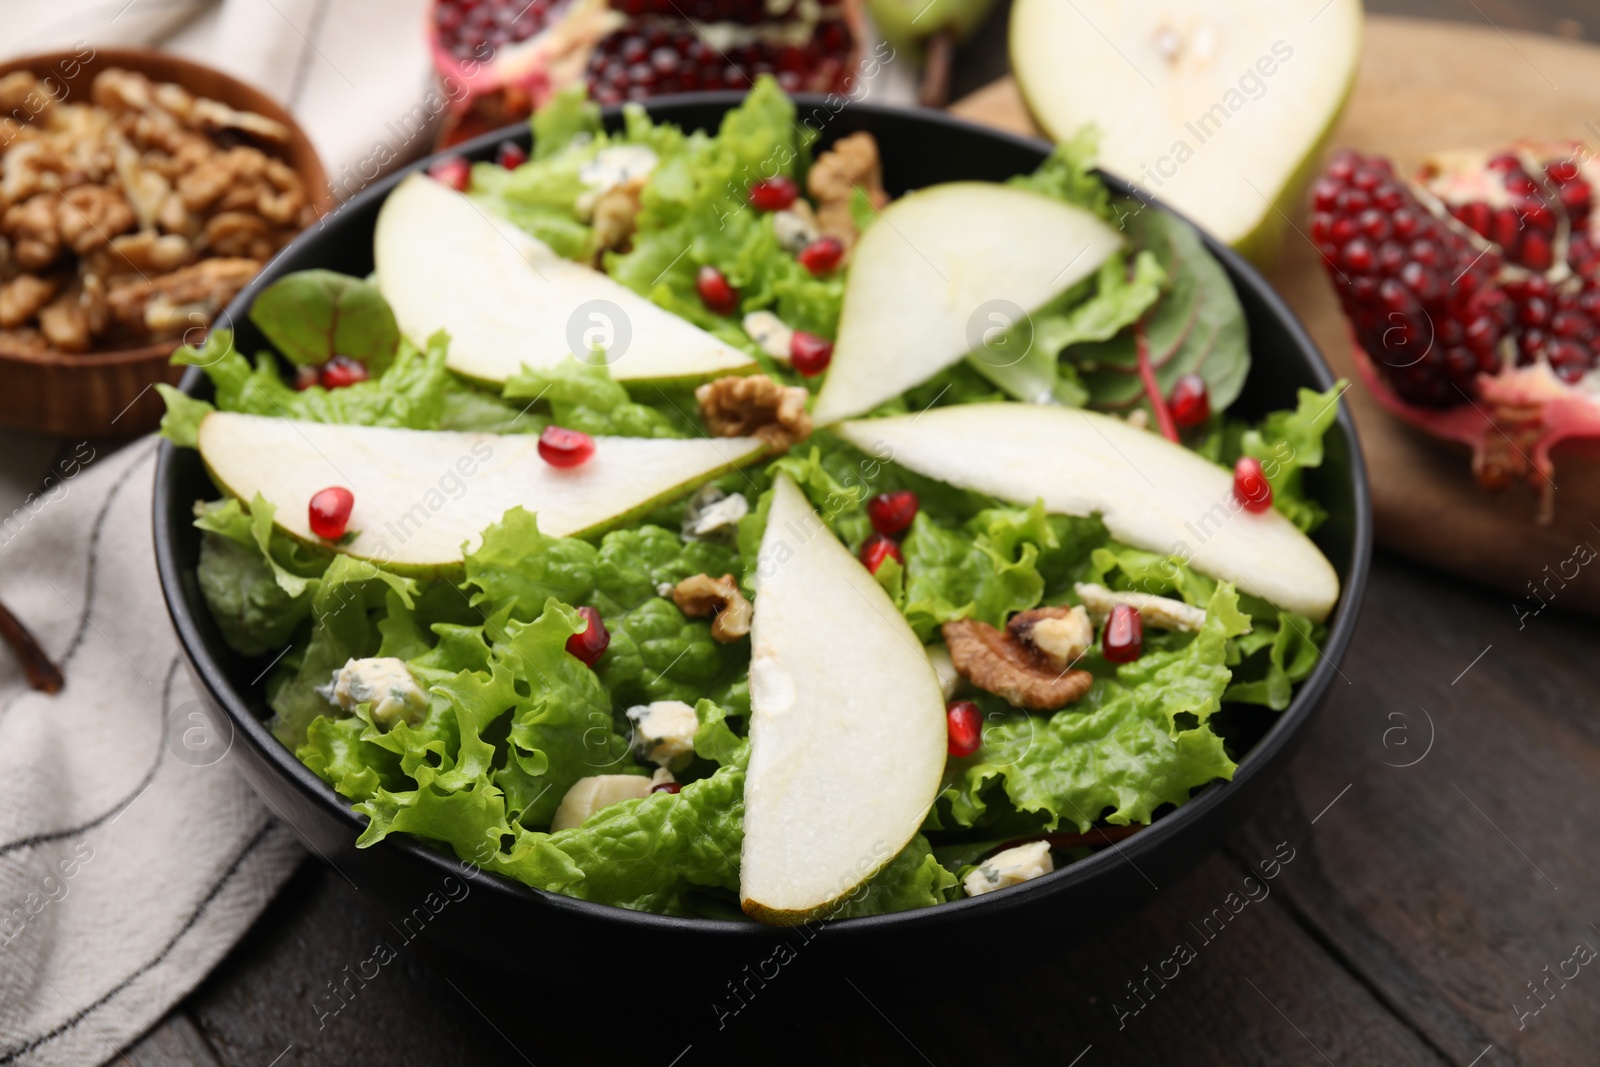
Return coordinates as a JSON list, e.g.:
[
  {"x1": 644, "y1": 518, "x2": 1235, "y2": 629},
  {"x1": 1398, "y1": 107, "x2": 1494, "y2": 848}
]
[
  {"x1": 589, "y1": 175, "x2": 647, "y2": 259},
  {"x1": 942, "y1": 618, "x2": 1094, "y2": 711},
  {"x1": 695, "y1": 373, "x2": 812, "y2": 450},
  {"x1": 672, "y1": 573, "x2": 753, "y2": 643},
  {"x1": 1074, "y1": 583, "x2": 1208, "y2": 633},
  {"x1": 58, "y1": 185, "x2": 135, "y2": 253},
  {"x1": 0, "y1": 274, "x2": 59, "y2": 328},
  {"x1": 806, "y1": 132, "x2": 890, "y2": 255},
  {"x1": 1007, "y1": 605, "x2": 1094, "y2": 673}
]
